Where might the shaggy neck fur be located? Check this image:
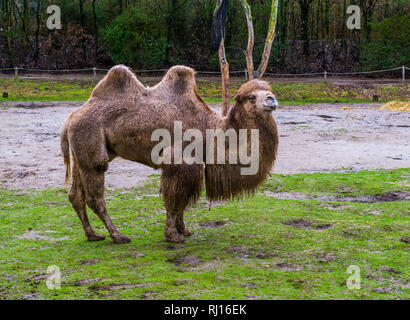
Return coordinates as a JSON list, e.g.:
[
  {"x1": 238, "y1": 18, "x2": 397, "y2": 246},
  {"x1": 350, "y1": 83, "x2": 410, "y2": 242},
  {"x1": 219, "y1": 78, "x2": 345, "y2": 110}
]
[{"x1": 204, "y1": 100, "x2": 279, "y2": 201}]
